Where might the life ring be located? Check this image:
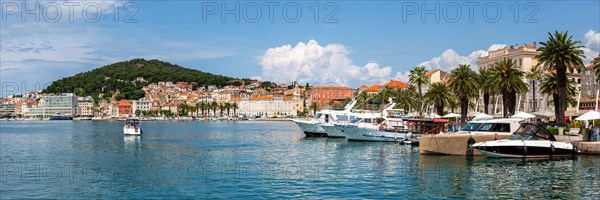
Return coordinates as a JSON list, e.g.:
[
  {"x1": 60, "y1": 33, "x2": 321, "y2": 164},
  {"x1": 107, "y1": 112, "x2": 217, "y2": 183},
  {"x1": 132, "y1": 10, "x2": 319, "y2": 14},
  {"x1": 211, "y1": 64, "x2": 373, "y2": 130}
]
[
  {"x1": 408, "y1": 122, "x2": 416, "y2": 130},
  {"x1": 380, "y1": 122, "x2": 388, "y2": 131}
]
